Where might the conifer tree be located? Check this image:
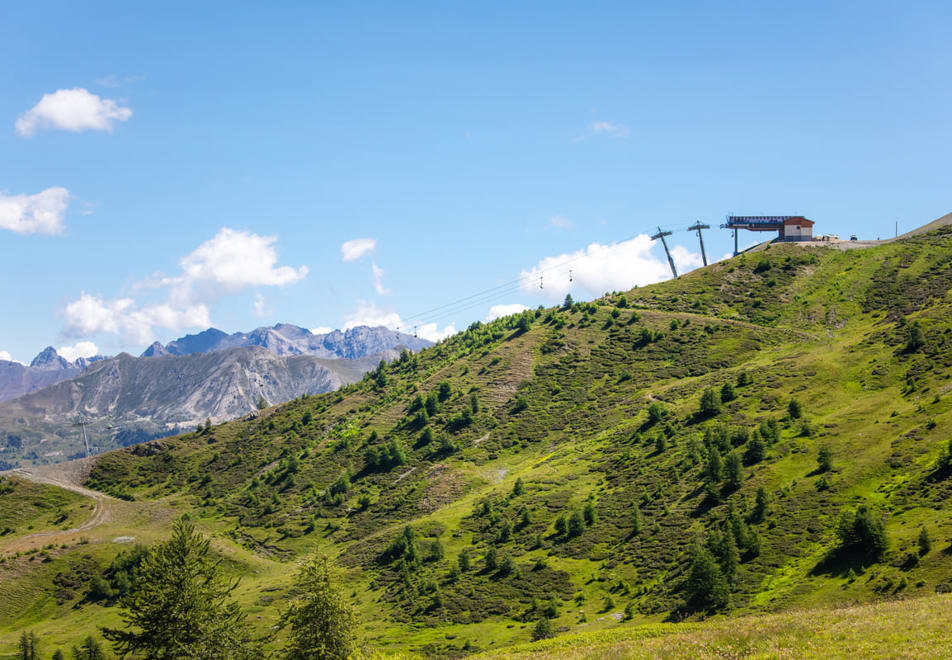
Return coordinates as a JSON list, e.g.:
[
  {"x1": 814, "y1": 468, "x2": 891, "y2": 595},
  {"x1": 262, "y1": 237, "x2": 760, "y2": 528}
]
[
  {"x1": 279, "y1": 555, "x2": 357, "y2": 660},
  {"x1": 102, "y1": 516, "x2": 253, "y2": 659},
  {"x1": 685, "y1": 544, "x2": 729, "y2": 611}
]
